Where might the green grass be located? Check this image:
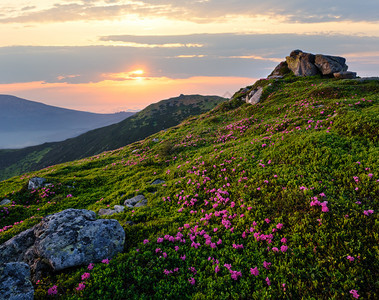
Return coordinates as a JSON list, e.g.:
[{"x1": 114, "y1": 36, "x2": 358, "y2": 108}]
[{"x1": 0, "y1": 76, "x2": 378, "y2": 299}]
